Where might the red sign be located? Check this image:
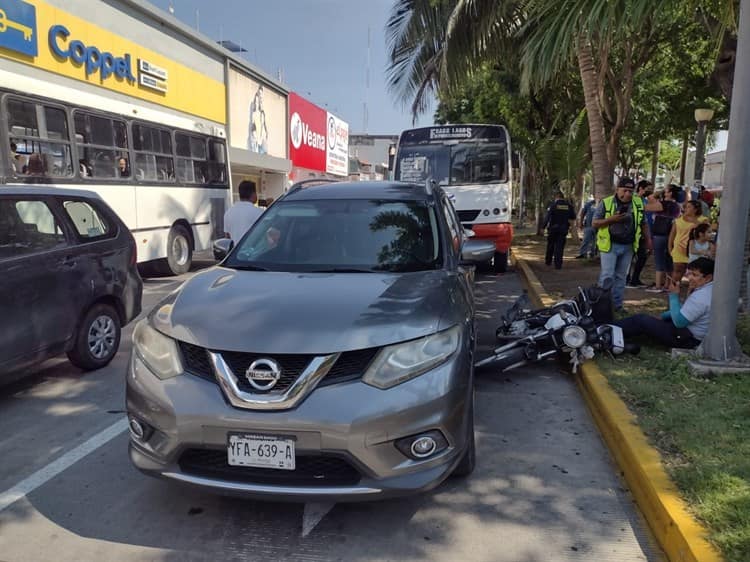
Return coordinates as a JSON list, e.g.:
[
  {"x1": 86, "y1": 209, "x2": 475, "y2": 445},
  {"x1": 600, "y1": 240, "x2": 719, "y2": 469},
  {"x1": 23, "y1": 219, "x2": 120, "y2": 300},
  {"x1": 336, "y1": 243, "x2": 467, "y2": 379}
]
[{"x1": 289, "y1": 93, "x2": 327, "y2": 172}]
